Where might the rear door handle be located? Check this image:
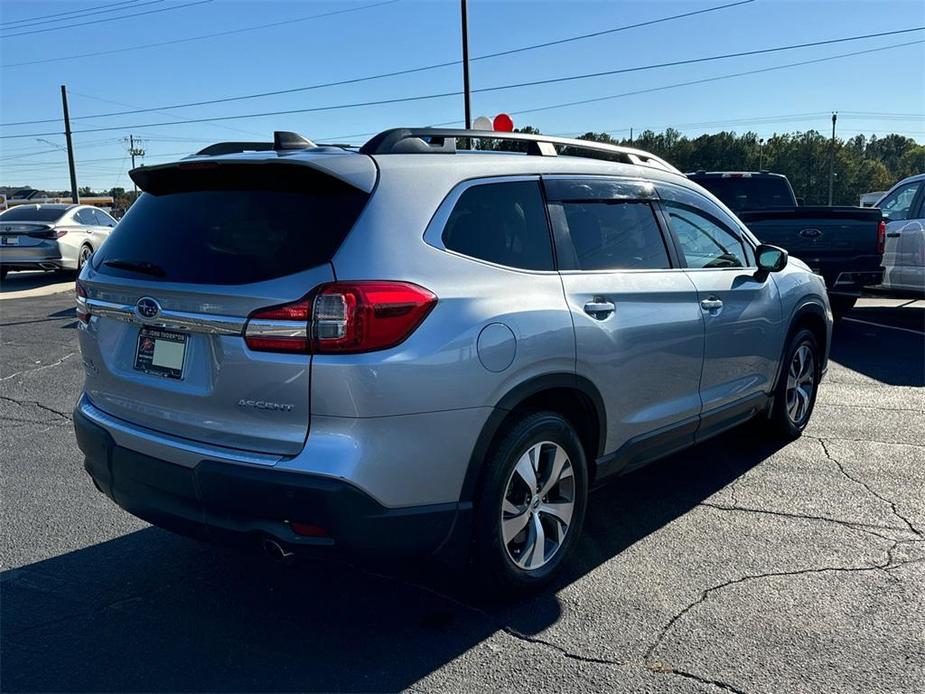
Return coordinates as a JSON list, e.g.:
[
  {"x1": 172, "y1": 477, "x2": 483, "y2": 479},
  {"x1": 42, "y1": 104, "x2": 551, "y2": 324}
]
[
  {"x1": 584, "y1": 300, "x2": 615, "y2": 318},
  {"x1": 700, "y1": 298, "x2": 724, "y2": 311},
  {"x1": 886, "y1": 232, "x2": 901, "y2": 238}
]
